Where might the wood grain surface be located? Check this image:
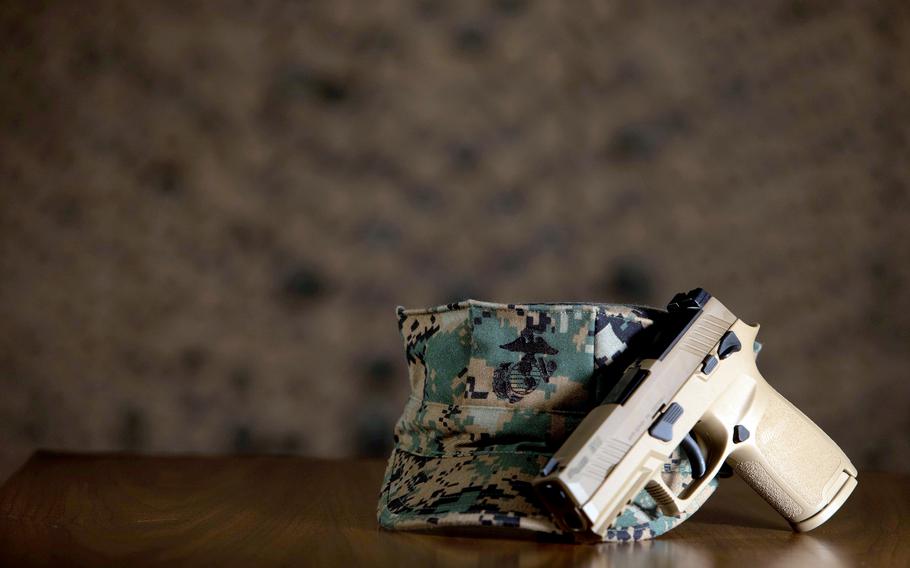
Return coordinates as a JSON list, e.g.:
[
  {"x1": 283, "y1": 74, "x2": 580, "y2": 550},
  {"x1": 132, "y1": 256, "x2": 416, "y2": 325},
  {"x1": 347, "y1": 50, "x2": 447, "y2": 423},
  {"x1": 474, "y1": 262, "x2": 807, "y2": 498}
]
[{"x1": 0, "y1": 452, "x2": 906, "y2": 567}]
